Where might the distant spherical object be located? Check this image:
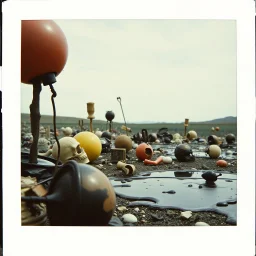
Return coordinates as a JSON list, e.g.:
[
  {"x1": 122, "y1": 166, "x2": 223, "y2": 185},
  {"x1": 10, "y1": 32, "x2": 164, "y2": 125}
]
[
  {"x1": 206, "y1": 145, "x2": 221, "y2": 159},
  {"x1": 101, "y1": 131, "x2": 112, "y2": 140},
  {"x1": 114, "y1": 135, "x2": 132, "y2": 152},
  {"x1": 148, "y1": 133, "x2": 157, "y2": 143},
  {"x1": 225, "y1": 134, "x2": 236, "y2": 144},
  {"x1": 95, "y1": 130, "x2": 103, "y2": 138},
  {"x1": 186, "y1": 130, "x2": 197, "y2": 140},
  {"x1": 136, "y1": 143, "x2": 153, "y2": 161},
  {"x1": 21, "y1": 20, "x2": 68, "y2": 84},
  {"x1": 215, "y1": 127, "x2": 220, "y2": 131},
  {"x1": 105, "y1": 111, "x2": 115, "y2": 122},
  {"x1": 74, "y1": 132, "x2": 102, "y2": 162},
  {"x1": 216, "y1": 159, "x2": 228, "y2": 167},
  {"x1": 208, "y1": 135, "x2": 220, "y2": 145}
]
